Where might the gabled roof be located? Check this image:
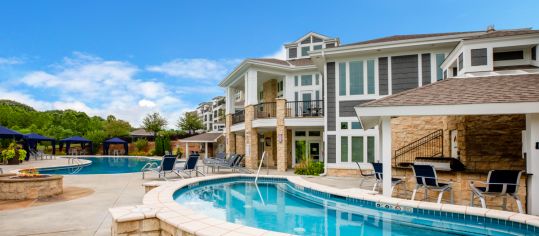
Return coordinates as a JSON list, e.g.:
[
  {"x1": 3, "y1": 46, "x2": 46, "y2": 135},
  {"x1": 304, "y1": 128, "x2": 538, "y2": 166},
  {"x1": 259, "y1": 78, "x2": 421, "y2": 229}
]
[
  {"x1": 288, "y1": 32, "x2": 332, "y2": 45},
  {"x1": 342, "y1": 31, "x2": 482, "y2": 47},
  {"x1": 130, "y1": 128, "x2": 153, "y2": 137},
  {"x1": 23, "y1": 133, "x2": 55, "y2": 141},
  {"x1": 463, "y1": 29, "x2": 539, "y2": 40},
  {"x1": 104, "y1": 137, "x2": 127, "y2": 144},
  {"x1": 249, "y1": 58, "x2": 314, "y2": 67},
  {"x1": 180, "y1": 132, "x2": 223, "y2": 143},
  {"x1": 358, "y1": 74, "x2": 539, "y2": 108}
]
